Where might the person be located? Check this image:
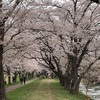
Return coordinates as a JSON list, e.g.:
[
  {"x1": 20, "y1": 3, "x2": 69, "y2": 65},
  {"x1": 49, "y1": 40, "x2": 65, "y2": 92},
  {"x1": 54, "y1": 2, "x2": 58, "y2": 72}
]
[
  {"x1": 4, "y1": 80, "x2": 6, "y2": 85},
  {"x1": 20, "y1": 77, "x2": 23, "y2": 84},
  {"x1": 12, "y1": 76, "x2": 15, "y2": 84},
  {"x1": 23, "y1": 75, "x2": 26, "y2": 84}
]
